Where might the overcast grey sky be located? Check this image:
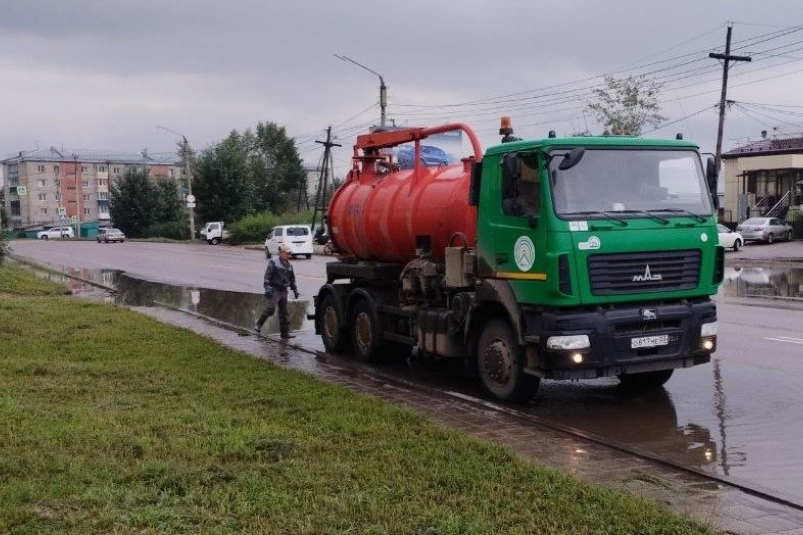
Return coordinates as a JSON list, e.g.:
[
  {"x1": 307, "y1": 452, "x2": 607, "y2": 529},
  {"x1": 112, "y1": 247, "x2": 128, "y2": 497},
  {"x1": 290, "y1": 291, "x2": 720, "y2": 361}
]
[{"x1": 2, "y1": 0, "x2": 803, "y2": 178}]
